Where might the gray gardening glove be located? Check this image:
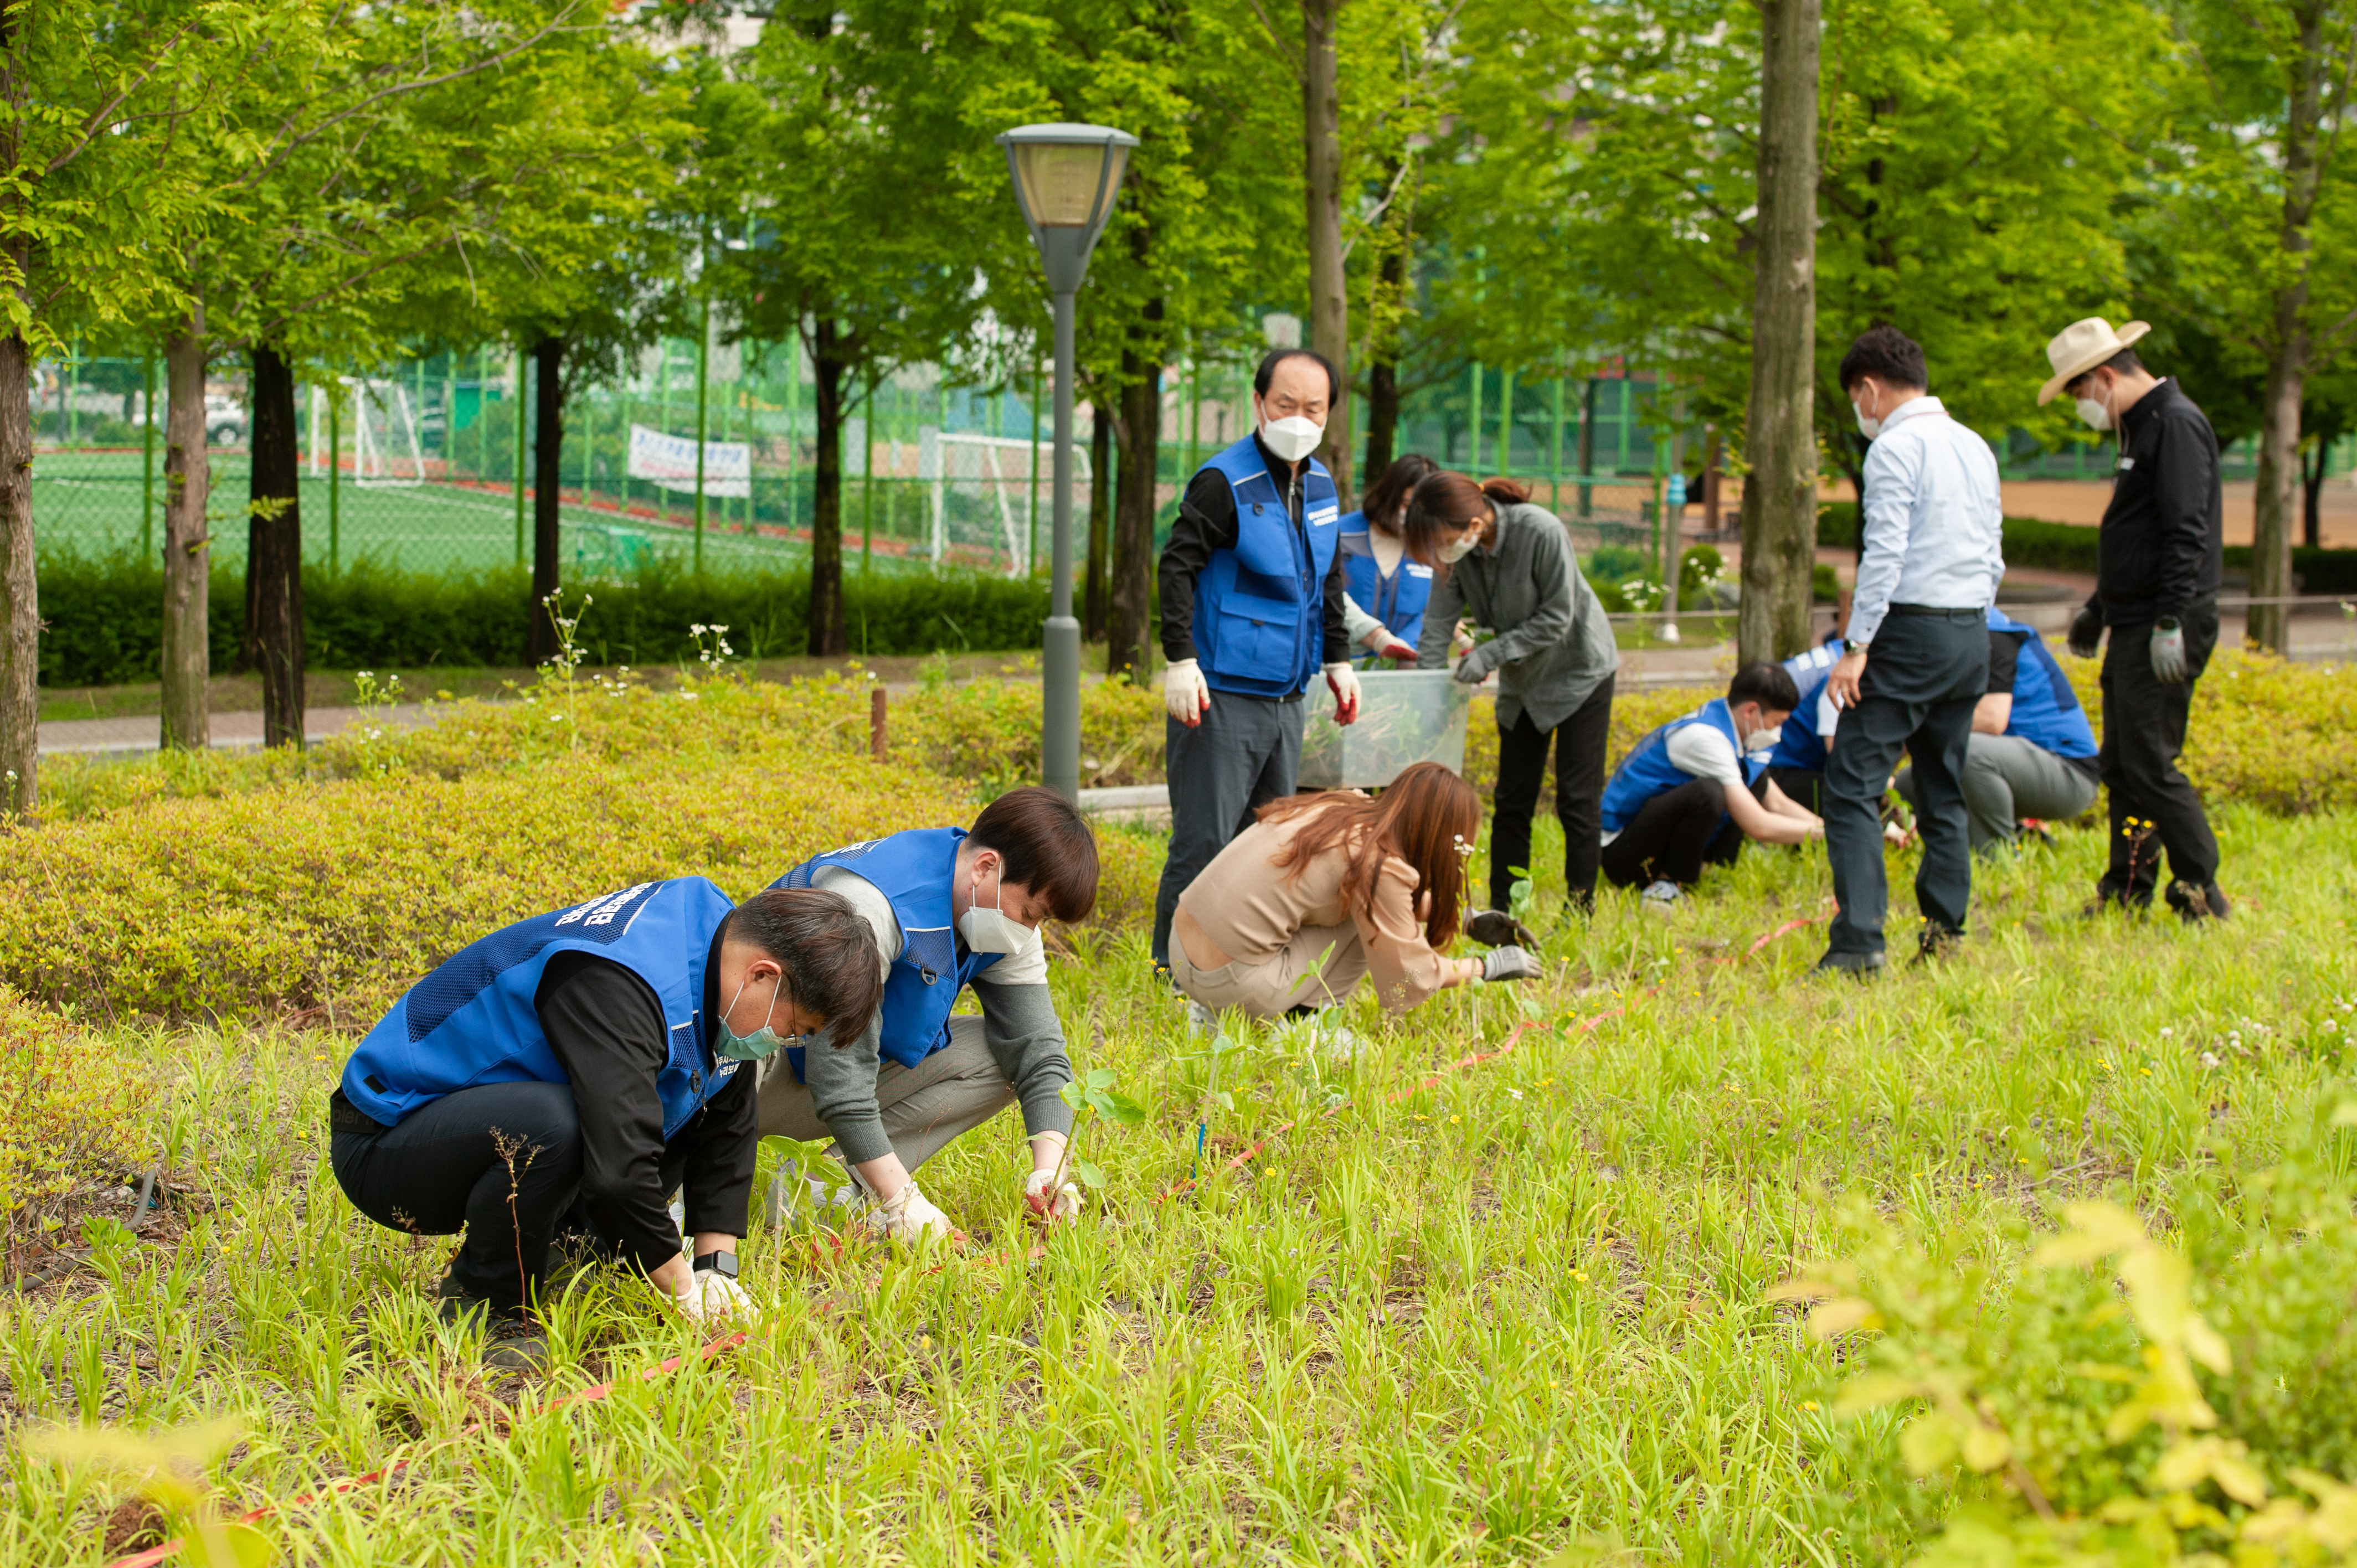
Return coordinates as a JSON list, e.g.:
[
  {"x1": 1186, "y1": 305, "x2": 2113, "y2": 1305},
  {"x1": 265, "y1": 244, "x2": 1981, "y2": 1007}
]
[
  {"x1": 2149, "y1": 618, "x2": 2188, "y2": 685},
  {"x1": 1479, "y1": 946, "x2": 1543, "y2": 983}
]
